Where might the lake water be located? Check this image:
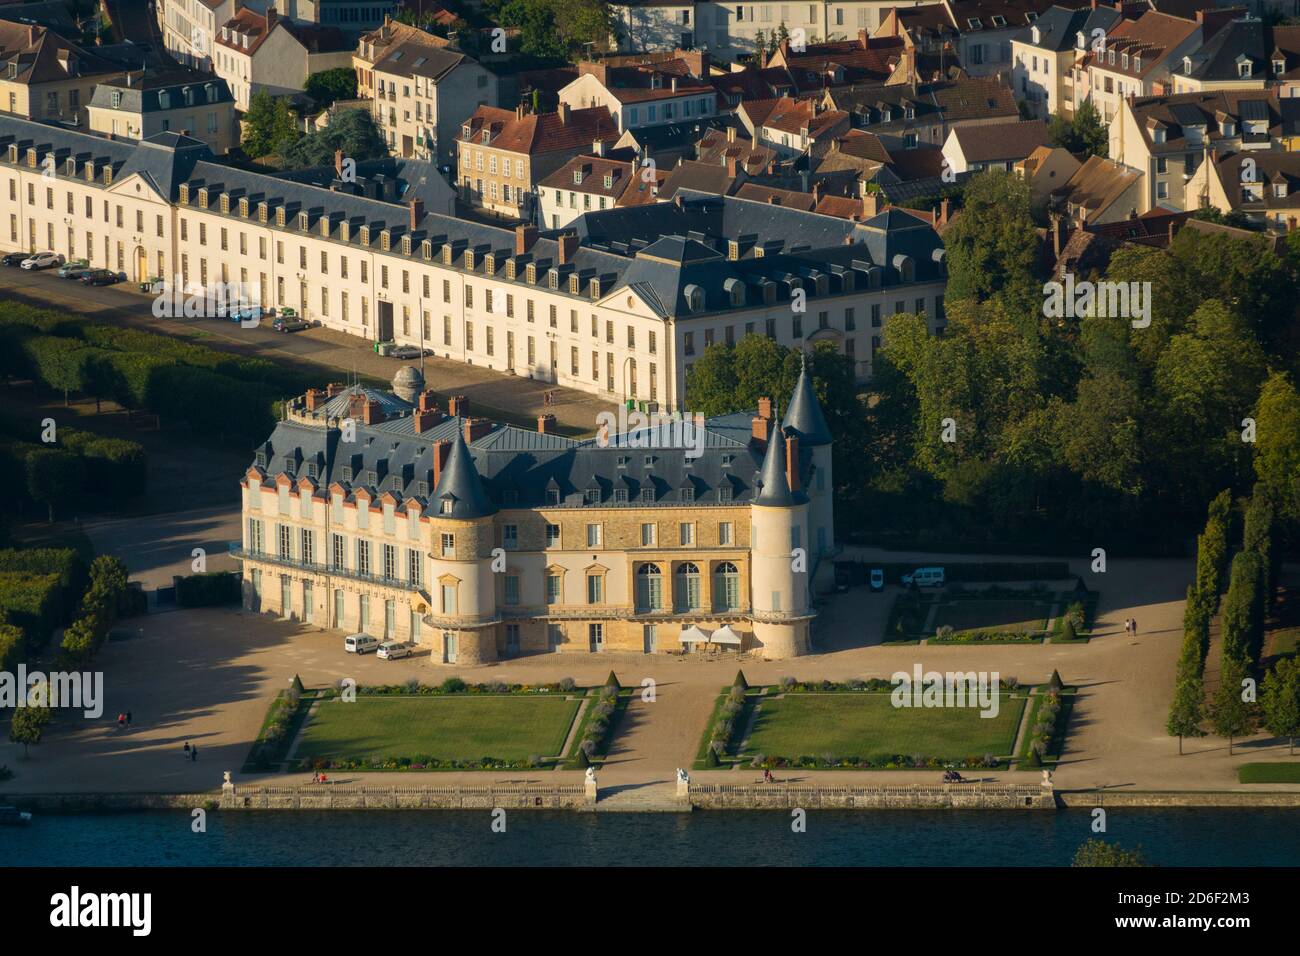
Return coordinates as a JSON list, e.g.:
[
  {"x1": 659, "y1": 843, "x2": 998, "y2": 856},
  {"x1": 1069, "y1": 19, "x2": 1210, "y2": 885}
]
[{"x1": 3, "y1": 808, "x2": 1299, "y2": 866}]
